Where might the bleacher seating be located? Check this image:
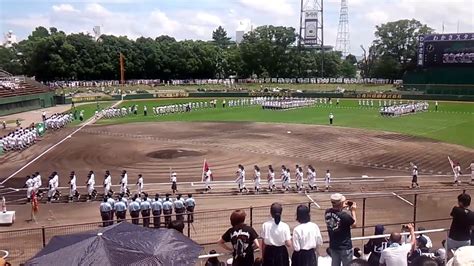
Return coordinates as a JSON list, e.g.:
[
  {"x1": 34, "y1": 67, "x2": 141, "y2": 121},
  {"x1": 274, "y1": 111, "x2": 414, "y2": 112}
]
[{"x1": 0, "y1": 79, "x2": 52, "y2": 98}]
